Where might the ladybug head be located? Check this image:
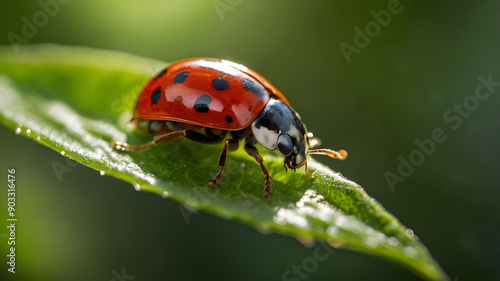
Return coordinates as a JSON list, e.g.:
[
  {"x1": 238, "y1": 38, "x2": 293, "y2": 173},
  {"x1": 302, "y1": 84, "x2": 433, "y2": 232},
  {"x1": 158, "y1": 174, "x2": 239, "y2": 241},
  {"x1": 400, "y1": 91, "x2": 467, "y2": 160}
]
[
  {"x1": 252, "y1": 98, "x2": 347, "y2": 172},
  {"x1": 251, "y1": 99, "x2": 309, "y2": 171}
]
